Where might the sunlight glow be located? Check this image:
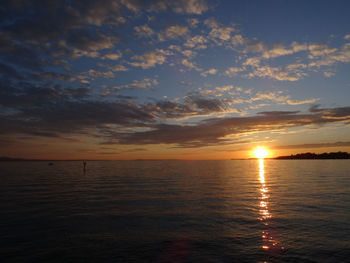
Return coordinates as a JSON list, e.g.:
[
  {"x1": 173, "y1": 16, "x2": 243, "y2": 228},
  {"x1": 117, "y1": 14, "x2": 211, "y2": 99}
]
[{"x1": 254, "y1": 147, "x2": 268, "y2": 159}]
